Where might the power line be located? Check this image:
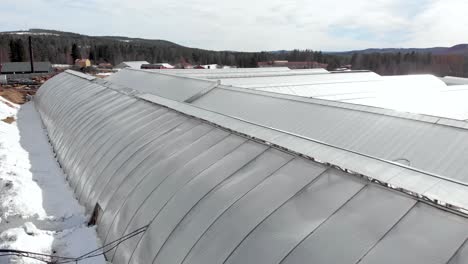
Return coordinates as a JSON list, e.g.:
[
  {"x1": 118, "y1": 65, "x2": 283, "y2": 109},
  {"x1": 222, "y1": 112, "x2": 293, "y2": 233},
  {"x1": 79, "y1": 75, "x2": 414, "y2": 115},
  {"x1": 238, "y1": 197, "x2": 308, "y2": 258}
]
[{"x1": 0, "y1": 225, "x2": 148, "y2": 264}]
